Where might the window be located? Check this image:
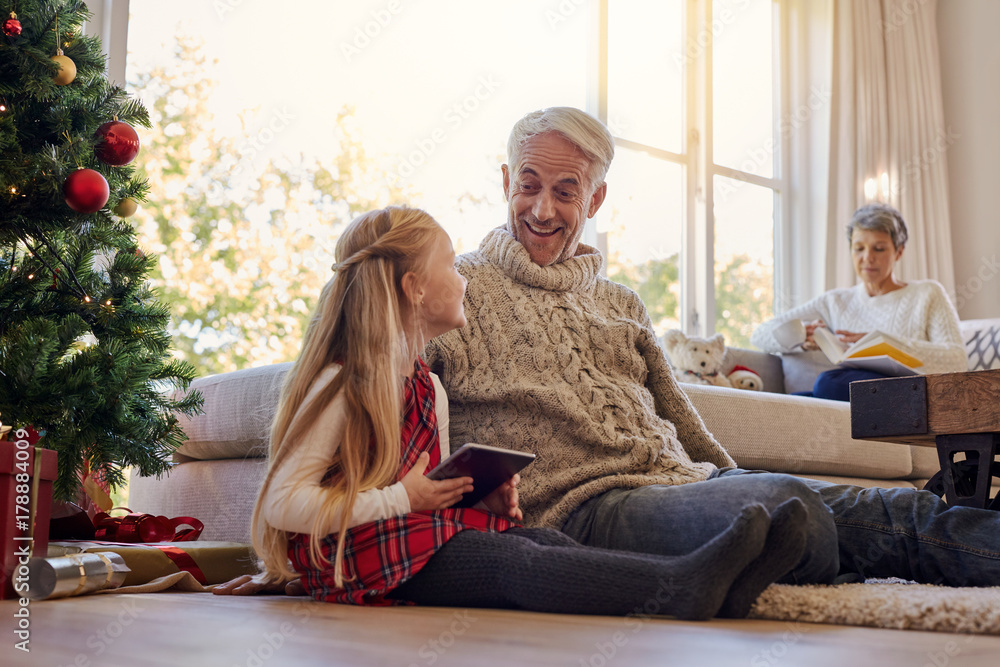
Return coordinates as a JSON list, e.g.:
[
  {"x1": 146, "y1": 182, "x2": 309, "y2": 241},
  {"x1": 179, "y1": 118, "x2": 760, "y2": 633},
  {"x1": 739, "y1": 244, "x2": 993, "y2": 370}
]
[
  {"x1": 596, "y1": 0, "x2": 782, "y2": 347},
  {"x1": 119, "y1": 0, "x2": 786, "y2": 371},
  {"x1": 124, "y1": 1, "x2": 589, "y2": 375}
]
